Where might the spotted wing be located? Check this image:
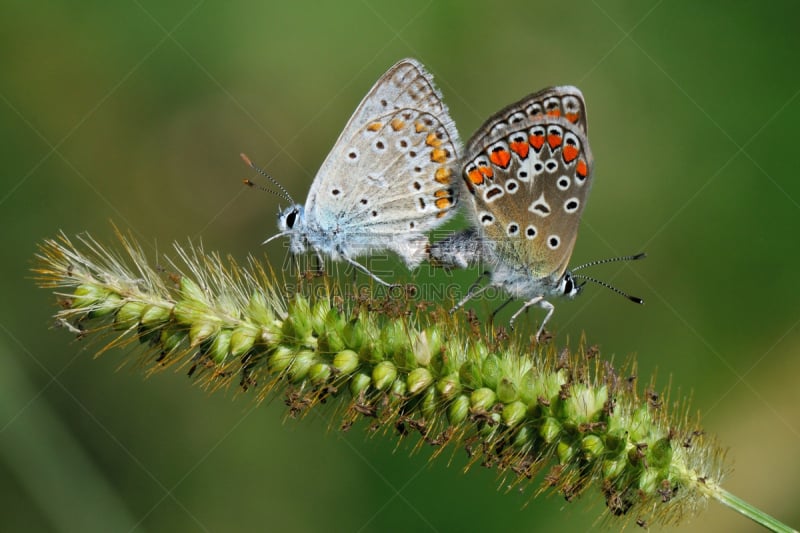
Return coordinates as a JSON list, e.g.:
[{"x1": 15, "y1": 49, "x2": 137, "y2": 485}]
[
  {"x1": 305, "y1": 58, "x2": 461, "y2": 266},
  {"x1": 462, "y1": 87, "x2": 593, "y2": 279},
  {"x1": 467, "y1": 85, "x2": 588, "y2": 153}
]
